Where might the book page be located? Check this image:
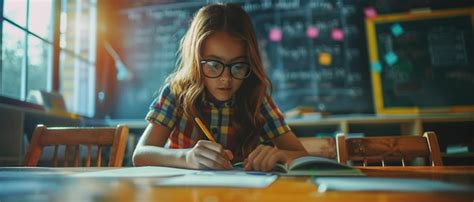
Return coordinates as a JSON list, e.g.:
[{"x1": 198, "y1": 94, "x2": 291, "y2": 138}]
[
  {"x1": 233, "y1": 156, "x2": 362, "y2": 176},
  {"x1": 289, "y1": 156, "x2": 351, "y2": 171},
  {"x1": 233, "y1": 161, "x2": 288, "y2": 173},
  {"x1": 284, "y1": 156, "x2": 363, "y2": 176}
]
